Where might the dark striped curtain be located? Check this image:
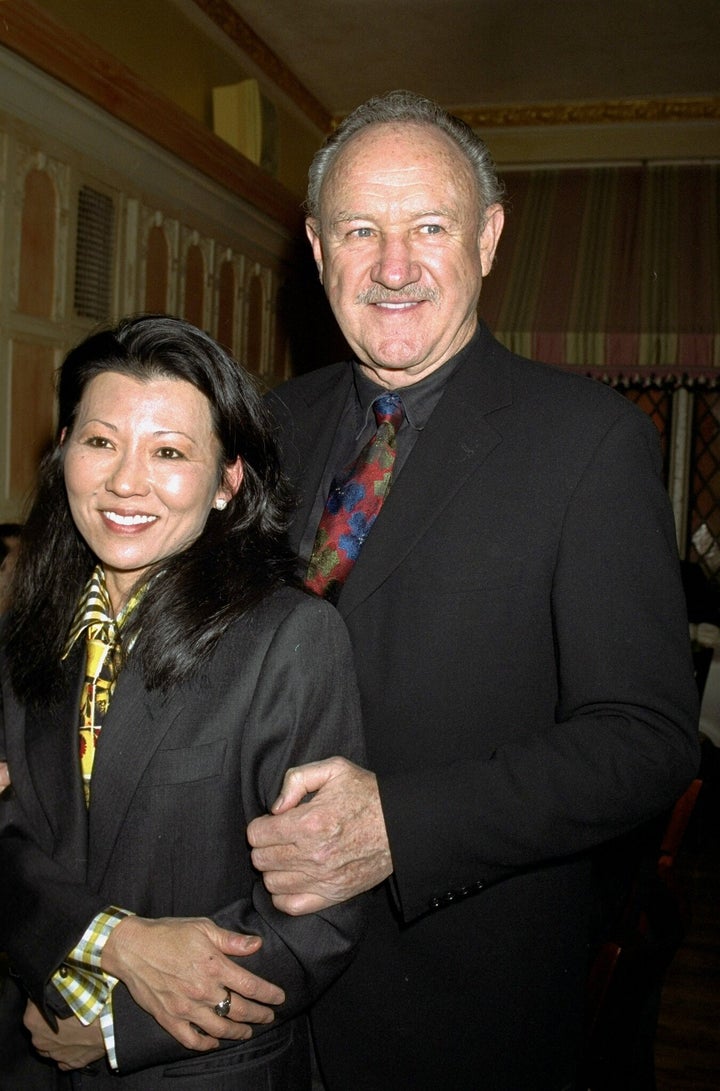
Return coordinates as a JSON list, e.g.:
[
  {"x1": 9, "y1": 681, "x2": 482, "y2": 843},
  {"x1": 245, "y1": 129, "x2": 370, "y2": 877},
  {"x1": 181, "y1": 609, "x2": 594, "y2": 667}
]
[{"x1": 480, "y1": 164, "x2": 720, "y2": 374}]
